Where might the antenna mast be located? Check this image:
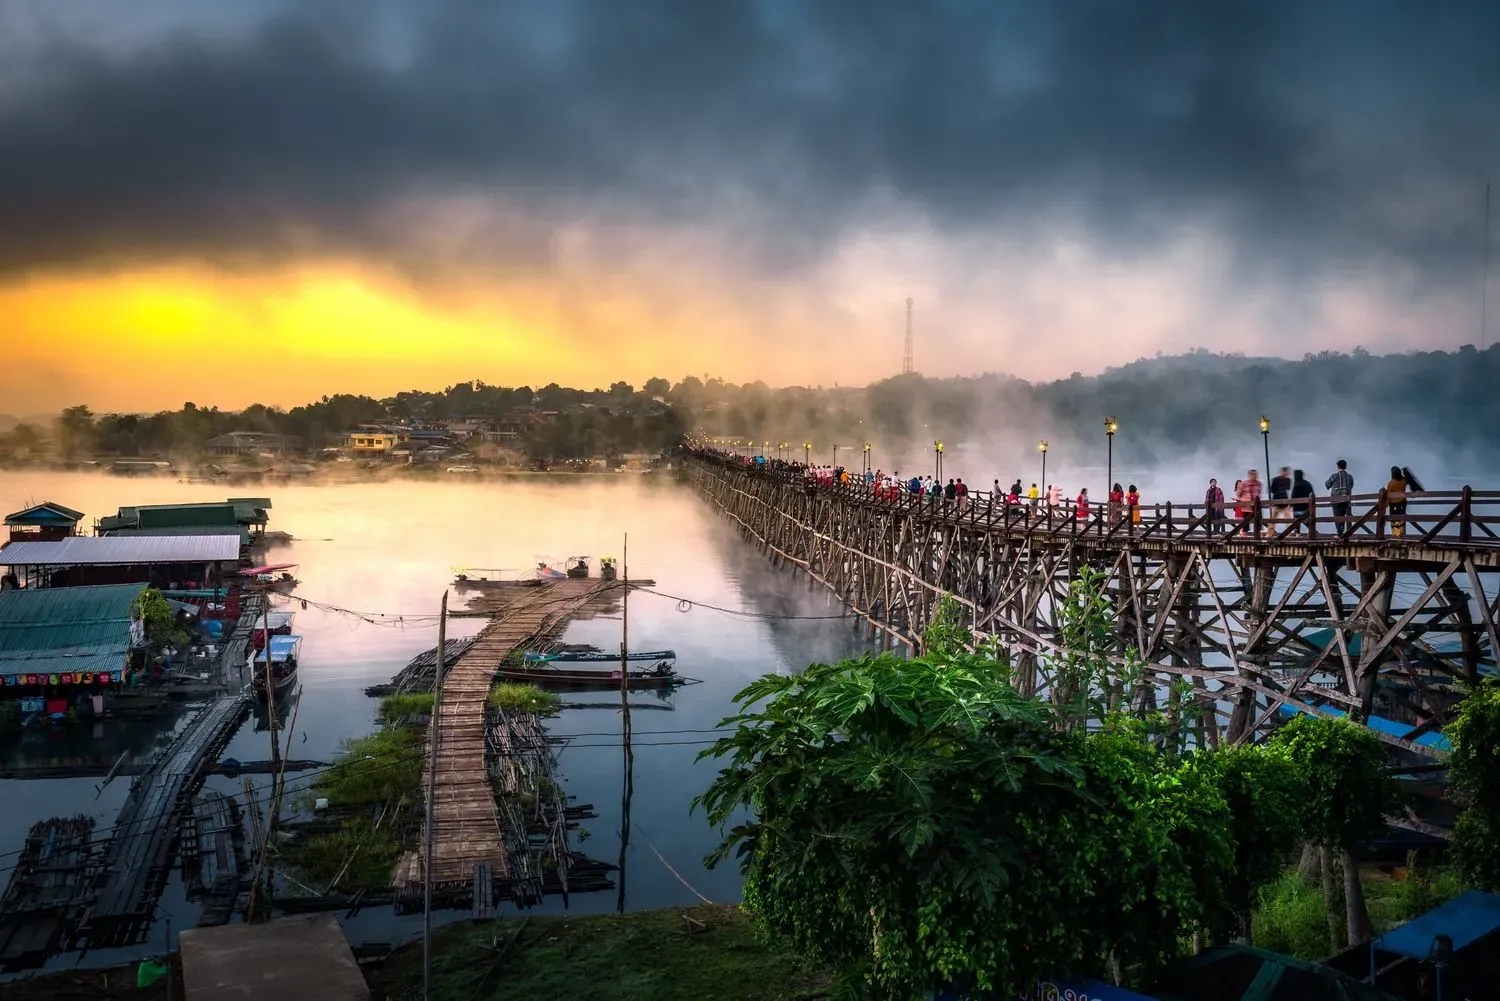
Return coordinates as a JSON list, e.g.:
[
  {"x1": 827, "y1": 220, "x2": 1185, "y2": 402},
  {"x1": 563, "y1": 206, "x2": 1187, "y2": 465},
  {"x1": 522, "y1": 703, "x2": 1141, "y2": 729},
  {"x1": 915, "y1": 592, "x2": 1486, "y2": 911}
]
[
  {"x1": 902, "y1": 298, "x2": 914, "y2": 375},
  {"x1": 1476, "y1": 180, "x2": 1488, "y2": 352}
]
